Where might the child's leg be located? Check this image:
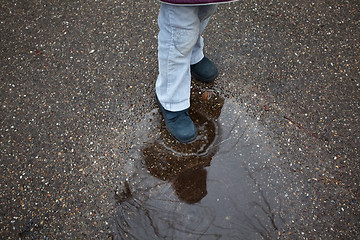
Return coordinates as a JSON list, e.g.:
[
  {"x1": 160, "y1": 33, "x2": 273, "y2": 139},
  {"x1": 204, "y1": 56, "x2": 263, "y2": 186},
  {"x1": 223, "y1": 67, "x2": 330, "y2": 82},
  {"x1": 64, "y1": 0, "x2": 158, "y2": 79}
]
[
  {"x1": 191, "y1": 5, "x2": 217, "y2": 65},
  {"x1": 156, "y1": 4, "x2": 200, "y2": 112}
]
